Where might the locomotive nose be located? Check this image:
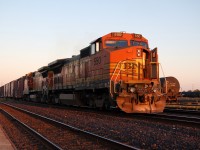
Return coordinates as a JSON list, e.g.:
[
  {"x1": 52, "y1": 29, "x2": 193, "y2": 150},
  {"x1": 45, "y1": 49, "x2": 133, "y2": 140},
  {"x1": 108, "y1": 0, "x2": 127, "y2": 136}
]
[{"x1": 116, "y1": 90, "x2": 166, "y2": 113}]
